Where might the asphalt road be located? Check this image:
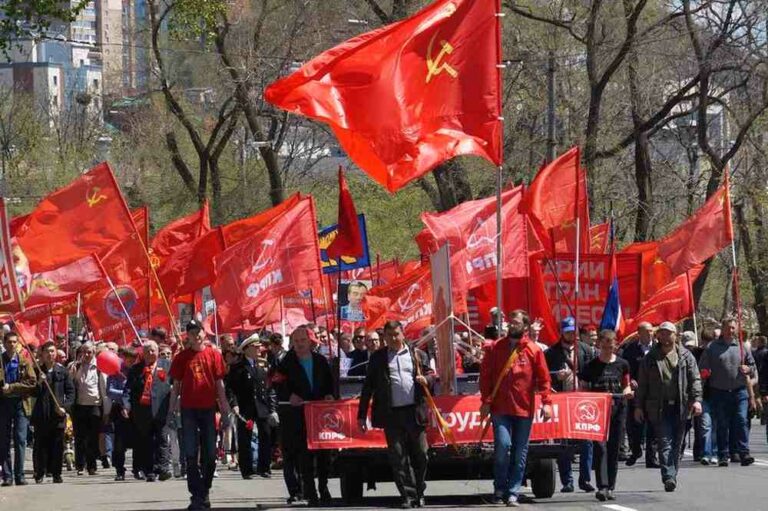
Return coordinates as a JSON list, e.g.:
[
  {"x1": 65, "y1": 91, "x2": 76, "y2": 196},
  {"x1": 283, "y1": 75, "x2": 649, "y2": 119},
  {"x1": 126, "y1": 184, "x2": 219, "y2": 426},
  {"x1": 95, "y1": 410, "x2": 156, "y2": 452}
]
[{"x1": 1, "y1": 422, "x2": 766, "y2": 511}]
